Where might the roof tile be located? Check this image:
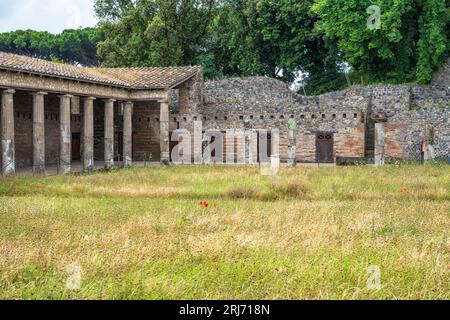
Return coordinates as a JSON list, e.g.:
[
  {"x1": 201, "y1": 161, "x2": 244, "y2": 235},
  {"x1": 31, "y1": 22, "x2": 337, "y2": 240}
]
[{"x1": 0, "y1": 51, "x2": 200, "y2": 90}]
